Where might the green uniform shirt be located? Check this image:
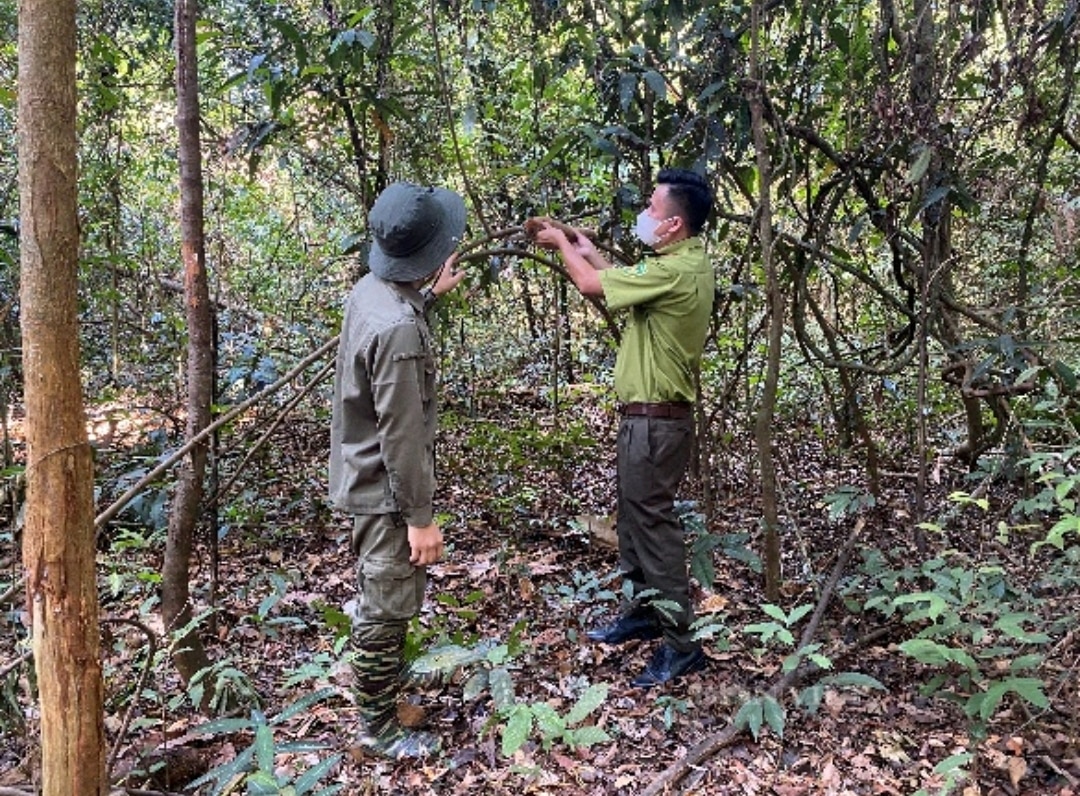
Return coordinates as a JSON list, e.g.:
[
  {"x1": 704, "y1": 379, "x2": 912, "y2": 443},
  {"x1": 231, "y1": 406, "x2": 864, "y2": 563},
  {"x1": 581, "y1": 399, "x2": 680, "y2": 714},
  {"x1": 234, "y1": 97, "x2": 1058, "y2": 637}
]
[{"x1": 598, "y1": 237, "x2": 714, "y2": 404}]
